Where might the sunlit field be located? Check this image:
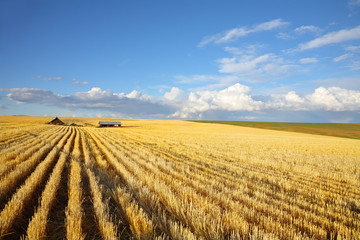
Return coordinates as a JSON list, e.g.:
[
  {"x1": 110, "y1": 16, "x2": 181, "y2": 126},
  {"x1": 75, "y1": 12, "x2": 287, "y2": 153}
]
[{"x1": 0, "y1": 116, "x2": 359, "y2": 239}]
